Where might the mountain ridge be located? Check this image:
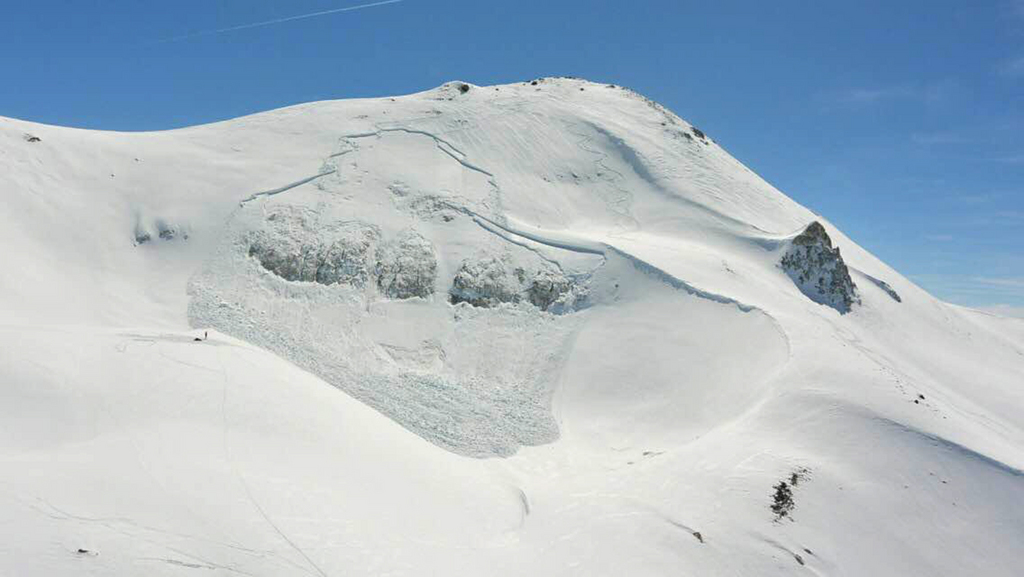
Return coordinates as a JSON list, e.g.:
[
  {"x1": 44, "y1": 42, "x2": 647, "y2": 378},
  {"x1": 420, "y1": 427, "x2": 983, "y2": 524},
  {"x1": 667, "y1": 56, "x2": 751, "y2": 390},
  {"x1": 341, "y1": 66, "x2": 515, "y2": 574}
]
[{"x1": 1, "y1": 77, "x2": 1022, "y2": 576}]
